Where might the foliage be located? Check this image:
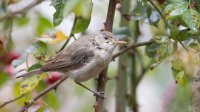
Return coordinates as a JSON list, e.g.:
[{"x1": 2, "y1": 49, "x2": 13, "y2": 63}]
[{"x1": 0, "y1": 0, "x2": 200, "y2": 111}]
